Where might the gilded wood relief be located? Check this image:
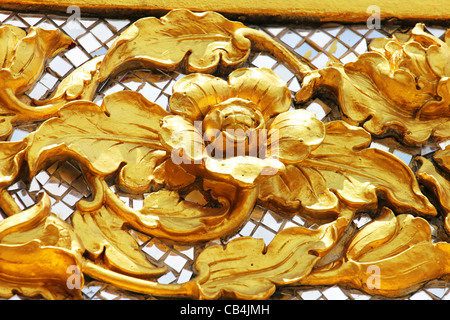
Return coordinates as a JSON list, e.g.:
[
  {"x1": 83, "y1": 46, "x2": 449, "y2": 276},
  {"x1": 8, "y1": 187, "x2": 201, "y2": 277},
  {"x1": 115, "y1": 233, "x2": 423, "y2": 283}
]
[{"x1": 0, "y1": 9, "x2": 449, "y2": 300}]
